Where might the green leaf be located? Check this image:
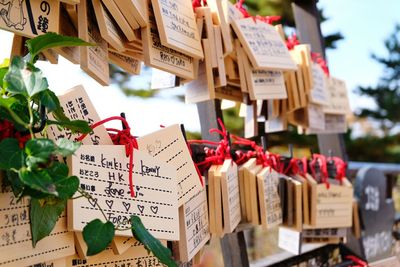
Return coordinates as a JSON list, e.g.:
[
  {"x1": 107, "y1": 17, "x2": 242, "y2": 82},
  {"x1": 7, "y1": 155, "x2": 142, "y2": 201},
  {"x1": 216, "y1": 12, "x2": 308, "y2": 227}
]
[
  {"x1": 25, "y1": 139, "x2": 55, "y2": 168},
  {"x1": 38, "y1": 89, "x2": 60, "y2": 112},
  {"x1": 4, "y1": 57, "x2": 48, "y2": 97},
  {"x1": 47, "y1": 161, "x2": 68, "y2": 178},
  {"x1": 0, "y1": 67, "x2": 8, "y2": 89},
  {"x1": 5, "y1": 170, "x2": 24, "y2": 197},
  {"x1": 0, "y1": 138, "x2": 25, "y2": 170},
  {"x1": 19, "y1": 169, "x2": 57, "y2": 196},
  {"x1": 131, "y1": 216, "x2": 177, "y2": 267},
  {"x1": 46, "y1": 162, "x2": 79, "y2": 199},
  {"x1": 26, "y1": 32, "x2": 93, "y2": 59},
  {"x1": 47, "y1": 119, "x2": 92, "y2": 134},
  {"x1": 0, "y1": 58, "x2": 9, "y2": 68},
  {"x1": 83, "y1": 219, "x2": 115, "y2": 256},
  {"x1": 30, "y1": 198, "x2": 66, "y2": 247},
  {"x1": 56, "y1": 138, "x2": 81, "y2": 157}
]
